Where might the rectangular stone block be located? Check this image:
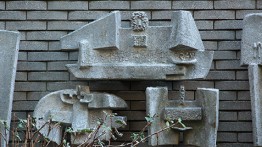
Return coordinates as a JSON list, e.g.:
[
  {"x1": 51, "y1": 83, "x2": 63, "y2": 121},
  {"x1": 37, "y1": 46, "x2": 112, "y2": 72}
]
[
  {"x1": 15, "y1": 72, "x2": 27, "y2": 81},
  {"x1": 215, "y1": 0, "x2": 255, "y2": 9},
  {"x1": 48, "y1": 61, "x2": 75, "y2": 71},
  {"x1": 217, "y1": 133, "x2": 237, "y2": 142},
  {"x1": 220, "y1": 91, "x2": 237, "y2": 101},
  {"x1": 214, "y1": 20, "x2": 243, "y2": 30},
  {"x1": 48, "y1": 21, "x2": 87, "y2": 30},
  {"x1": 17, "y1": 62, "x2": 46, "y2": 71},
  {"x1": 218, "y1": 122, "x2": 252, "y2": 132},
  {"x1": 236, "y1": 71, "x2": 248, "y2": 80},
  {"x1": 27, "y1": 11, "x2": 67, "y2": 20},
  {"x1": 6, "y1": 1, "x2": 46, "y2": 10},
  {"x1": 200, "y1": 31, "x2": 235, "y2": 40},
  {"x1": 206, "y1": 71, "x2": 235, "y2": 80},
  {"x1": 219, "y1": 111, "x2": 237, "y2": 121},
  {"x1": 47, "y1": 81, "x2": 87, "y2": 91},
  {"x1": 27, "y1": 92, "x2": 50, "y2": 101},
  {"x1": 18, "y1": 52, "x2": 27, "y2": 61},
  {"x1": 238, "y1": 133, "x2": 253, "y2": 142},
  {"x1": 0, "y1": 11, "x2": 26, "y2": 20},
  {"x1": 28, "y1": 72, "x2": 69, "y2": 81},
  {"x1": 15, "y1": 82, "x2": 46, "y2": 91},
  {"x1": 203, "y1": 41, "x2": 218, "y2": 50},
  {"x1": 213, "y1": 51, "x2": 236, "y2": 60},
  {"x1": 28, "y1": 52, "x2": 68, "y2": 61},
  {"x1": 236, "y1": 10, "x2": 262, "y2": 19},
  {"x1": 131, "y1": 1, "x2": 171, "y2": 10},
  {"x1": 218, "y1": 41, "x2": 240, "y2": 50},
  {"x1": 194, "y1": 10, "x2": 235, "y2": 20},
  {"x1": 27, "y1": 31, "x2": 67, "y2": 40},
  {"x1": 173, "y1": 81, "x2": 214, "y2": 90},
  {"x1": 48, "y1": 1, "x2": 88, "y2": 10},
  {"x1": 173, "y1": 1, "x2": 213, "y2": 10},
  {"x1": 219, "y1": 101, "x2": 251, "y2": 110},
  {"x1": 20, "y1": 41, "x2": 48, "y2": 51},
  {"x1": 13, "y1": 92, "x2": 26, "y2": 101},
  {"x1": 69, "y1": 11, "x2": 109, "y2": 20},
  {"x1": 89, "y1": 1, "x2": 129, "y2": 10},
  {"x1": 216, "y1": 81, "x2": 249, "y2": 90},
  {"x1": 13, "y1": 101, "x2": 38, "y2": 111},
  {"x1": 238, "y1": 111, "x2": 252, "y2": 121},
  {"x1": 6, "y1": 21, "x2": 46, "y2": 31},
  {"x1": 195, "y1": 20, "x2": 213, "y2": 30},
  {"x1": 238, "y1": 91, "x2": 250, "y2": 100},
  {"x1": 216, "y1": 60, "x2": 247, "y2": 70}
]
